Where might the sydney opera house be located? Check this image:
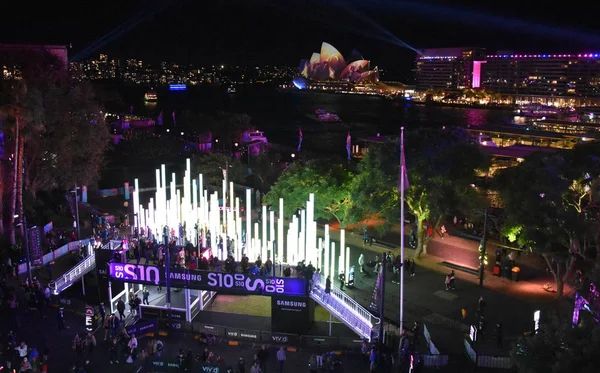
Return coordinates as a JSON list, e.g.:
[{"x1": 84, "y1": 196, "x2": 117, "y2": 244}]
[{"x1": 298, "y1": 42, "x2": 380, "y2": 83}]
